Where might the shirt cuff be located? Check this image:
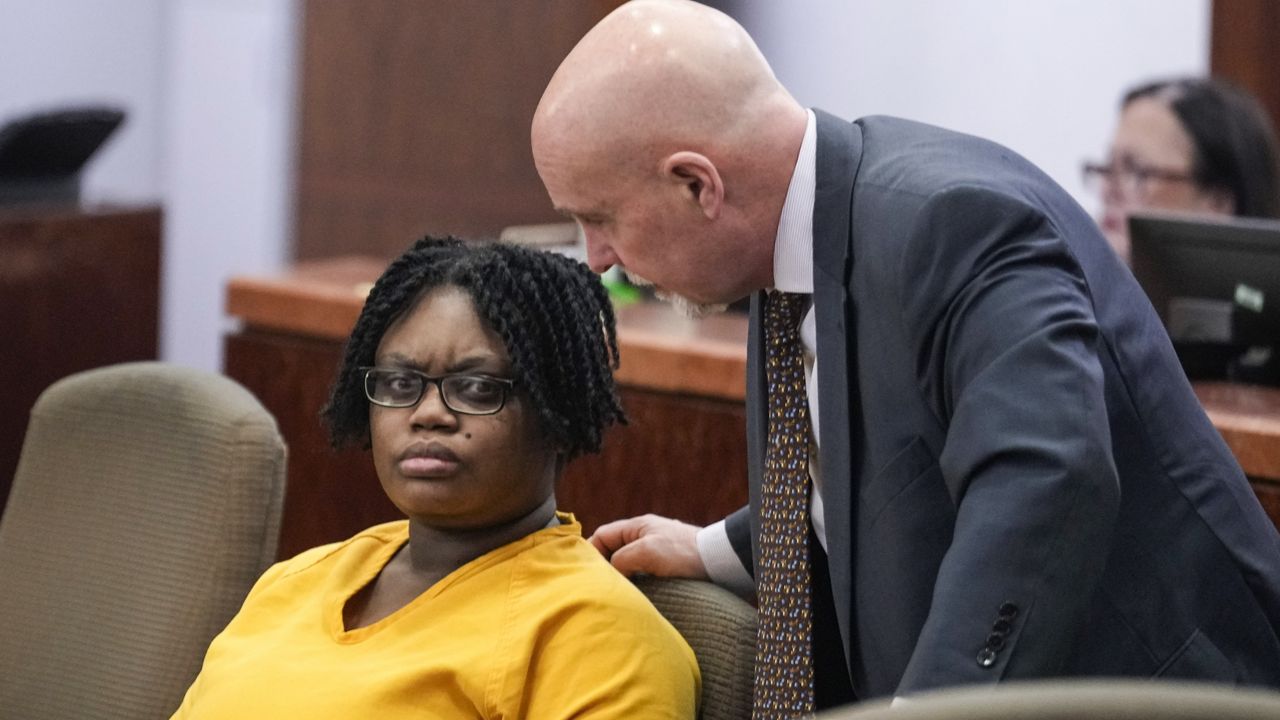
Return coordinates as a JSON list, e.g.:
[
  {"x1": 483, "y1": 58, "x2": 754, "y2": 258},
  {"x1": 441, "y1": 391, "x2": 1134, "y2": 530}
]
[{"x1": 696, "y1": 519, "x2": 755, "y2": 597}]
